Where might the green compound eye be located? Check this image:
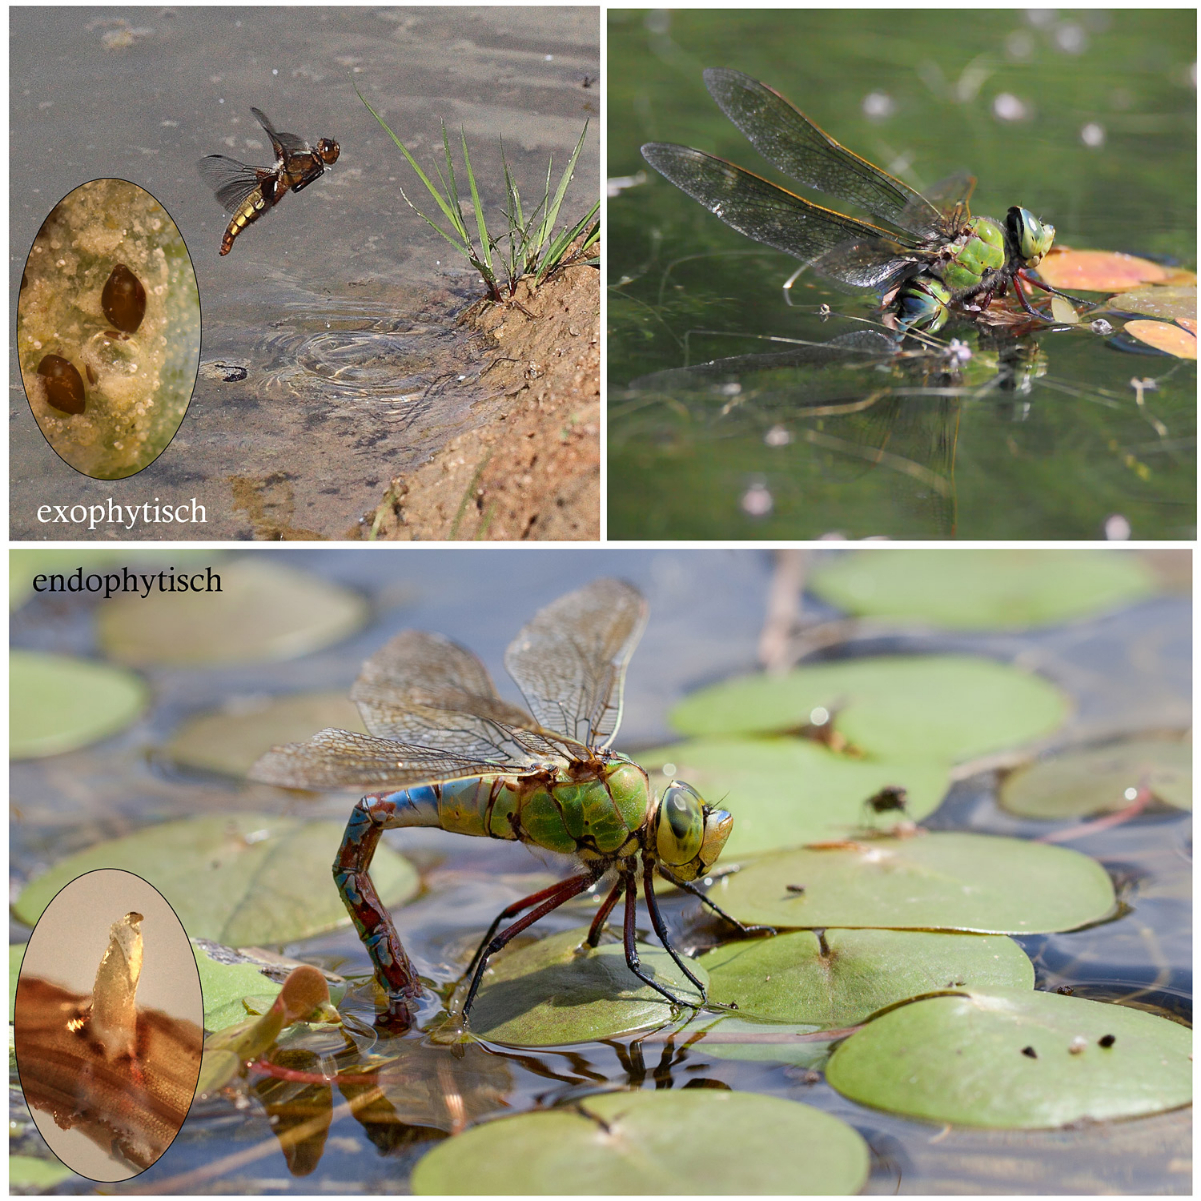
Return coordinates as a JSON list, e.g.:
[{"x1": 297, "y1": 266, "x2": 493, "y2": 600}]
[
  {"x1": 656, "y1": 781, "x2": 706, "y2": 866},
  {"x1": 1007, "y1": 206, "x2": 1055, "y2": 266}
]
